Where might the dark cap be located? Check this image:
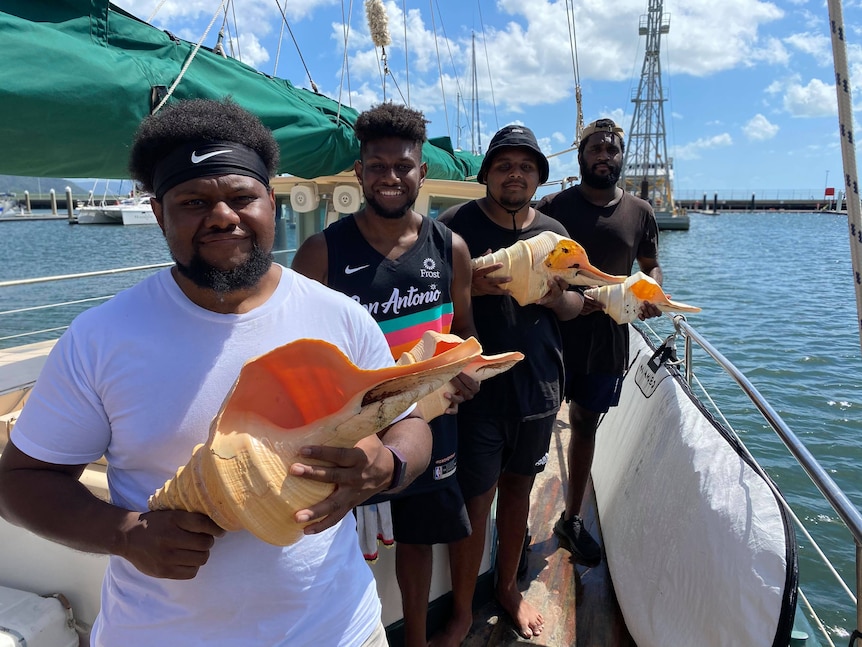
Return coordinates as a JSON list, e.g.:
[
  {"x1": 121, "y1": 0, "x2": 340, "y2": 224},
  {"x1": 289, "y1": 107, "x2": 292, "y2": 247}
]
[
  {"x1": 580, "y1": 119, "x2": 625, "y2": 146},
  {"x1": 477, "y1": 125, "x2": 549, "y2": 185}
]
